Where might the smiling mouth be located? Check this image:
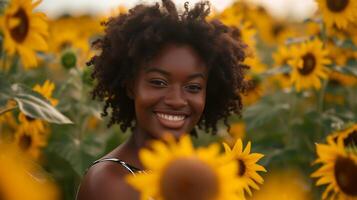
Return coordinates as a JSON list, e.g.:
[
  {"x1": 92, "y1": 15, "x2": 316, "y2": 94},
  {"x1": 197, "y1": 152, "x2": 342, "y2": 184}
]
[{"x1": 155, "y1": 112, "x2": 187, "y2": 129}]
